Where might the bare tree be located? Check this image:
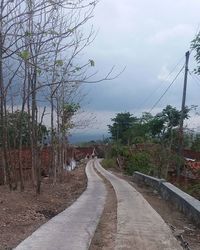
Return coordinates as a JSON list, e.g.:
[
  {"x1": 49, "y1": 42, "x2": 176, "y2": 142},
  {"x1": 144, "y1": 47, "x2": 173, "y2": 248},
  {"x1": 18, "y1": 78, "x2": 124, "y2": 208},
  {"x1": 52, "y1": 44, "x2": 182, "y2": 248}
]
[{"x1": 0, "y1": 0, "x2": 121, "y2": 193}]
